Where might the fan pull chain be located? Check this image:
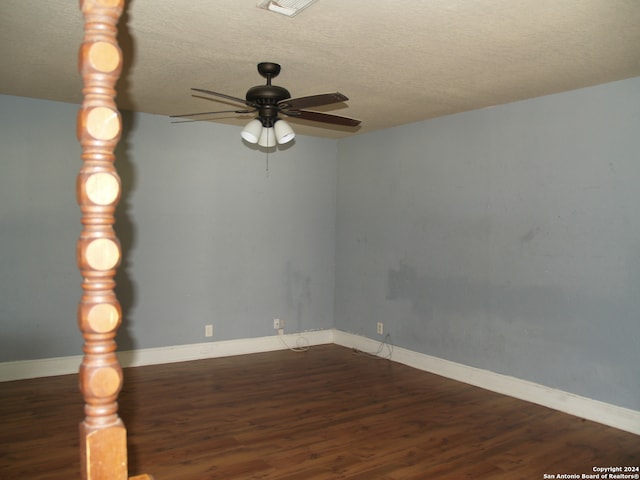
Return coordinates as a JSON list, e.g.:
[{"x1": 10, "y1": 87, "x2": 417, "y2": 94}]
[
  {"x1": 265, "y1": 126, "x2": 273, "y2": 175},
  {"x1": 266, "y1": 151, "x2": 270, "y2": 176}
]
